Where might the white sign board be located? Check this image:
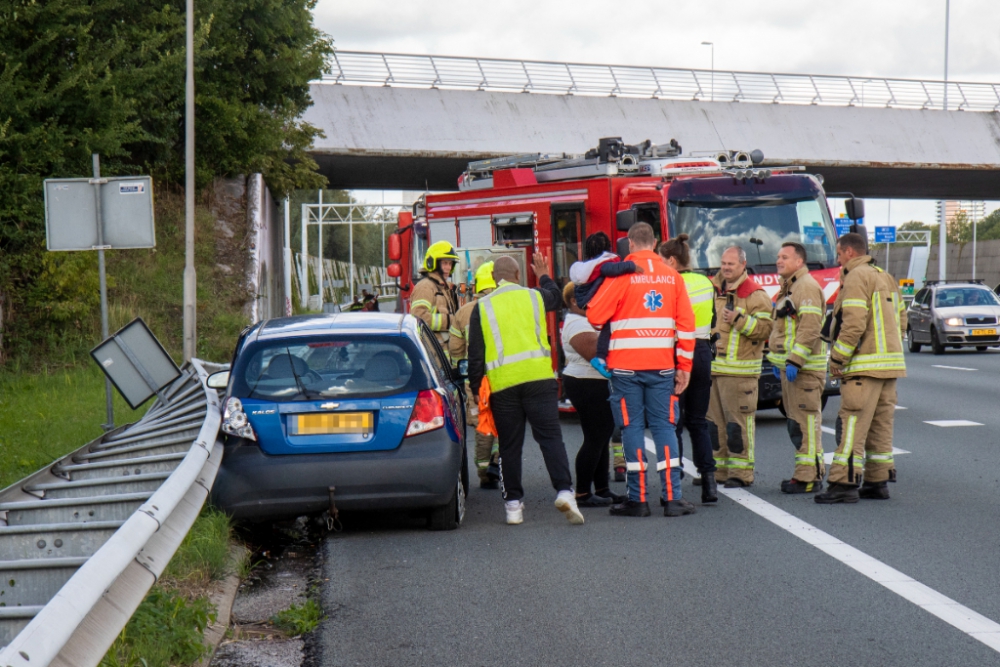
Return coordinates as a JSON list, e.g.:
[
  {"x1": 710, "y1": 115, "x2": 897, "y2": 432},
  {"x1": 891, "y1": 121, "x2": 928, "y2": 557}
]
[{"x1": 44, "y1": 176, "x2": 156, "y2": 250}]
